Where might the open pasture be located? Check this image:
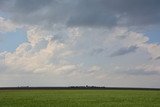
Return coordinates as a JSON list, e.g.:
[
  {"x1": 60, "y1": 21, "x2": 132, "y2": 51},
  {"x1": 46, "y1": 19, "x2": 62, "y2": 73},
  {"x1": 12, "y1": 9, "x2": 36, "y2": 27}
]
[{"x1": 0, "y1": 89, "x2": 160, "y2": 107}]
